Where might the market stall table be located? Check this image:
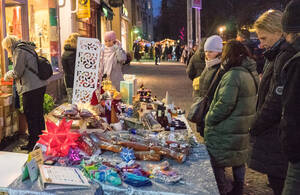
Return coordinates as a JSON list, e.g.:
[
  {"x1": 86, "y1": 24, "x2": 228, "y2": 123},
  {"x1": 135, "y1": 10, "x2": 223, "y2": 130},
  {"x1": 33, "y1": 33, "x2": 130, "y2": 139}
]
[
  {"x1": 0, "y1": 143, "x2": 218, "y2": 195},
  {"x1": 0, "y1": 101, "x2": 219, "y2": 195}
]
